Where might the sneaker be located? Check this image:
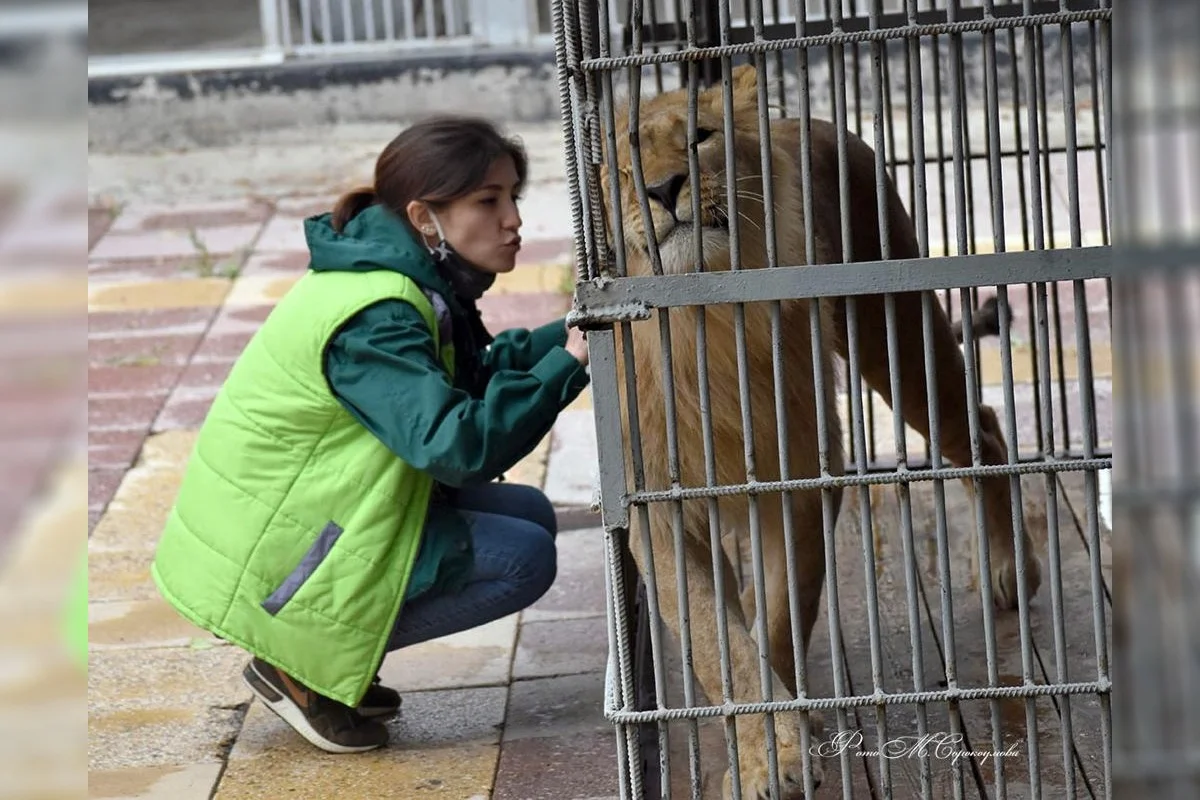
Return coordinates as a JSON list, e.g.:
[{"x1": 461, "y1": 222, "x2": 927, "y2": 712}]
[
  {"x1": 243, "y1": 658, "x2": 389, "y2": 754},
  {"x1": 356, "y1": 675, "x2": 402, "y2": 719}
]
